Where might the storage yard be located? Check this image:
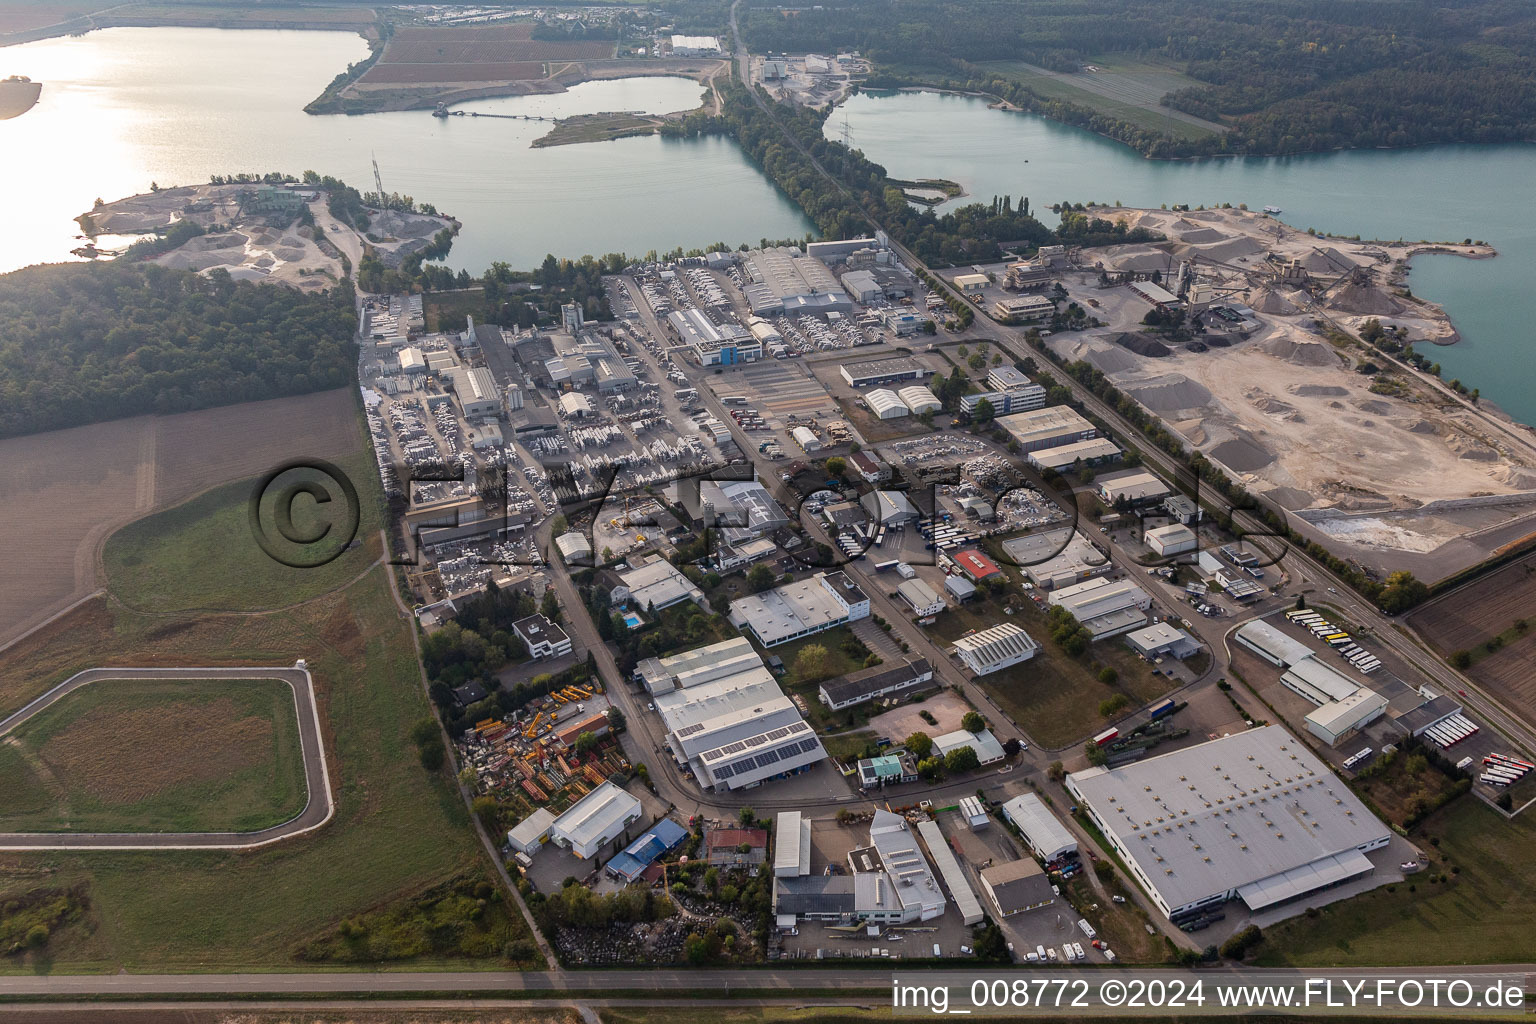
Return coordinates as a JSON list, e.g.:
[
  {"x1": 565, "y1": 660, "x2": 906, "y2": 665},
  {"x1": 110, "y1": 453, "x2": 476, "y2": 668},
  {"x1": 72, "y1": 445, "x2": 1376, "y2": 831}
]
[{"x1": 1032, "y1": 206, "x2": 1536, "y2": 582}]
